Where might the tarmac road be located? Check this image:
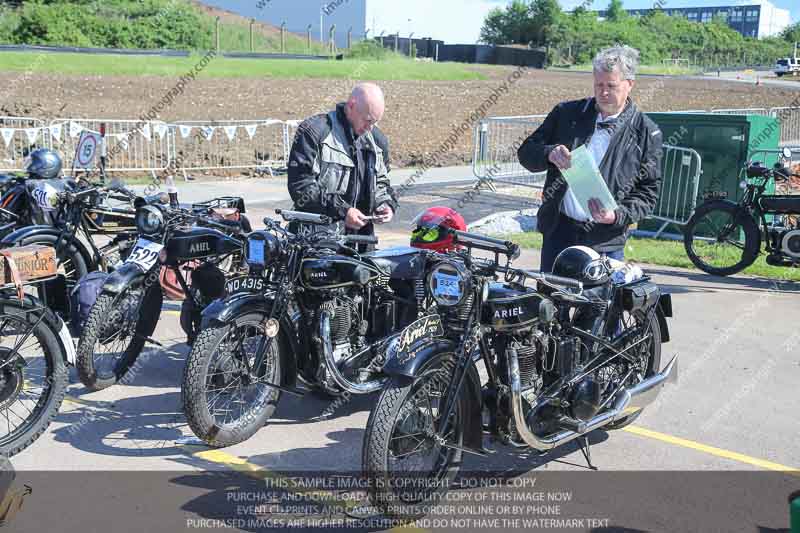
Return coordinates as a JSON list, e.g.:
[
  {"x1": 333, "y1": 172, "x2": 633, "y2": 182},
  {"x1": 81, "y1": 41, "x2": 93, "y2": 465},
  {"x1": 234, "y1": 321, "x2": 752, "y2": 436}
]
[{"x1": 3, "y1": 178, "x2": 799, "y2": 532}]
